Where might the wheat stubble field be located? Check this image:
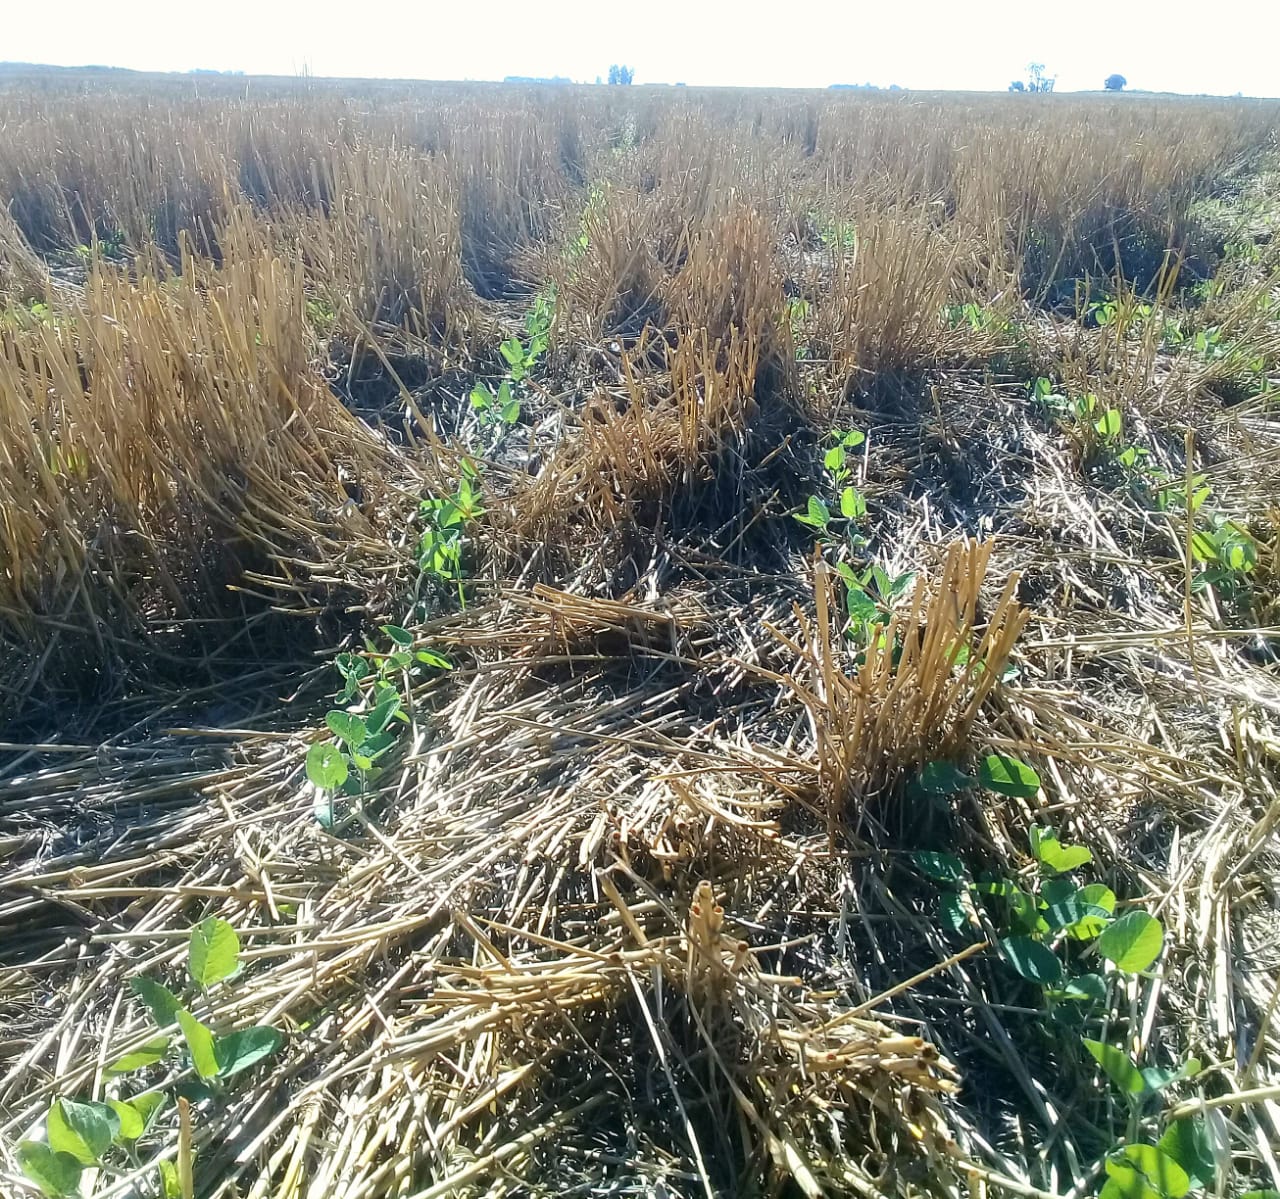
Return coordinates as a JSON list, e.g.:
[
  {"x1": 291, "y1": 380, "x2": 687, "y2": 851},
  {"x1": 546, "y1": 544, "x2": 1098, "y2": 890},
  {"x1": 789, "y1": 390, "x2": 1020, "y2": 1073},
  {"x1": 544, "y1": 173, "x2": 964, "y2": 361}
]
[{"x1": 1, "y1": 71, "x2": 1279, "y2": 1199}]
